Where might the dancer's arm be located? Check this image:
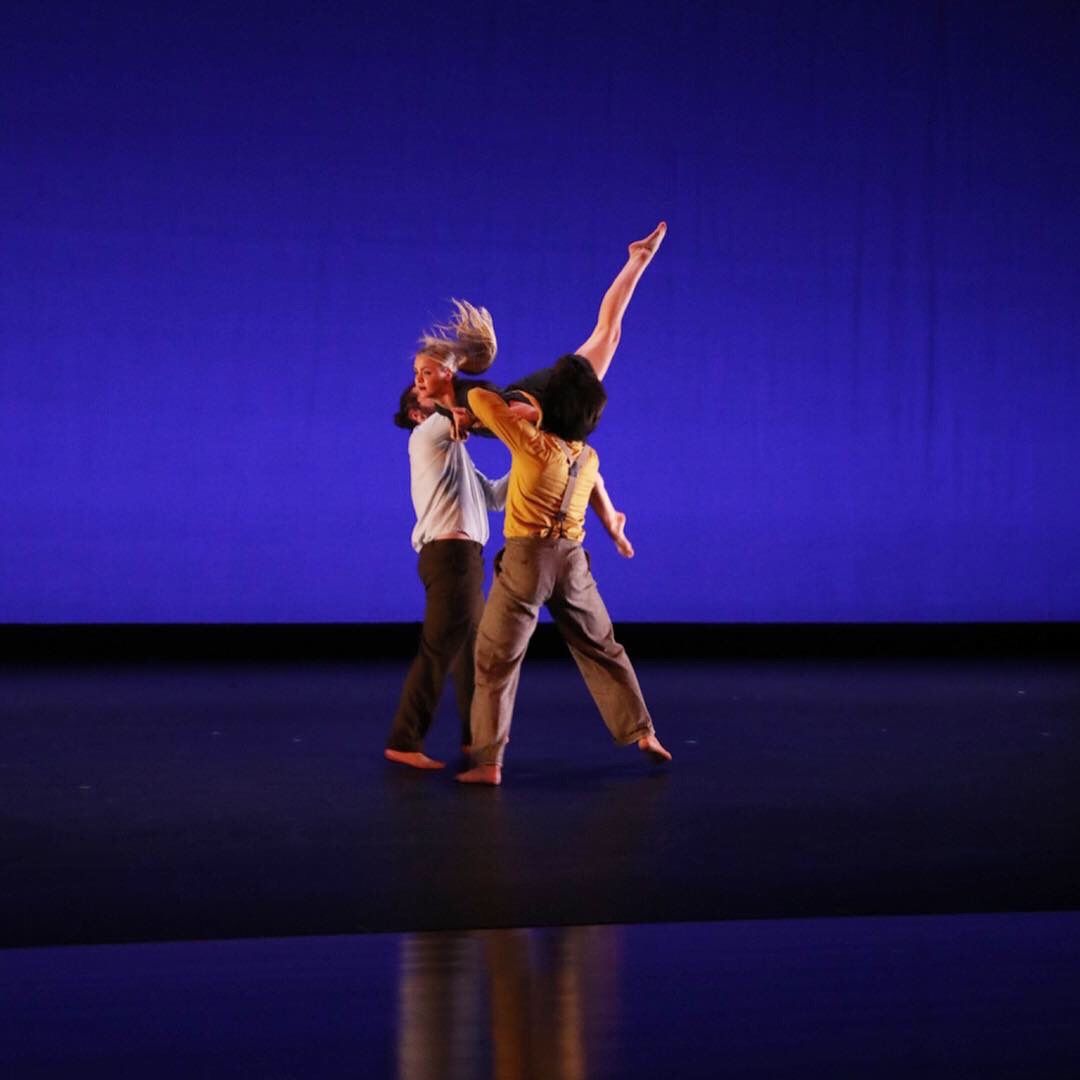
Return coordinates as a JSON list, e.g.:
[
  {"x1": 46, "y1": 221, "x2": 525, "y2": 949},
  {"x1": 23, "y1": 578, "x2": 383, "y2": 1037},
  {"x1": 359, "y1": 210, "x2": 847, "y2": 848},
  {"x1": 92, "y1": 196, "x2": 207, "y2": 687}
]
[
  {"x1": 443, "y1": 399, "x2": 538, "y2": 441},
  {"x1": 576, "y1": 222, "x2": 667, "y2": 381},
  {"x1": 589, "y1": 474, "x2": 634, "y2": 558},
  {"x1": 477, "y1": 469, "x2": 509, "y2": 511},
  {"x1": 507, "y1": 400, "x2": 539, "y2": 424},
  {"x1": 465, "y1": 388, "x2": 544, "y2": 454},
  {"x1": 444, "y1": 406, "x2": 474, "y2": 441}
]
